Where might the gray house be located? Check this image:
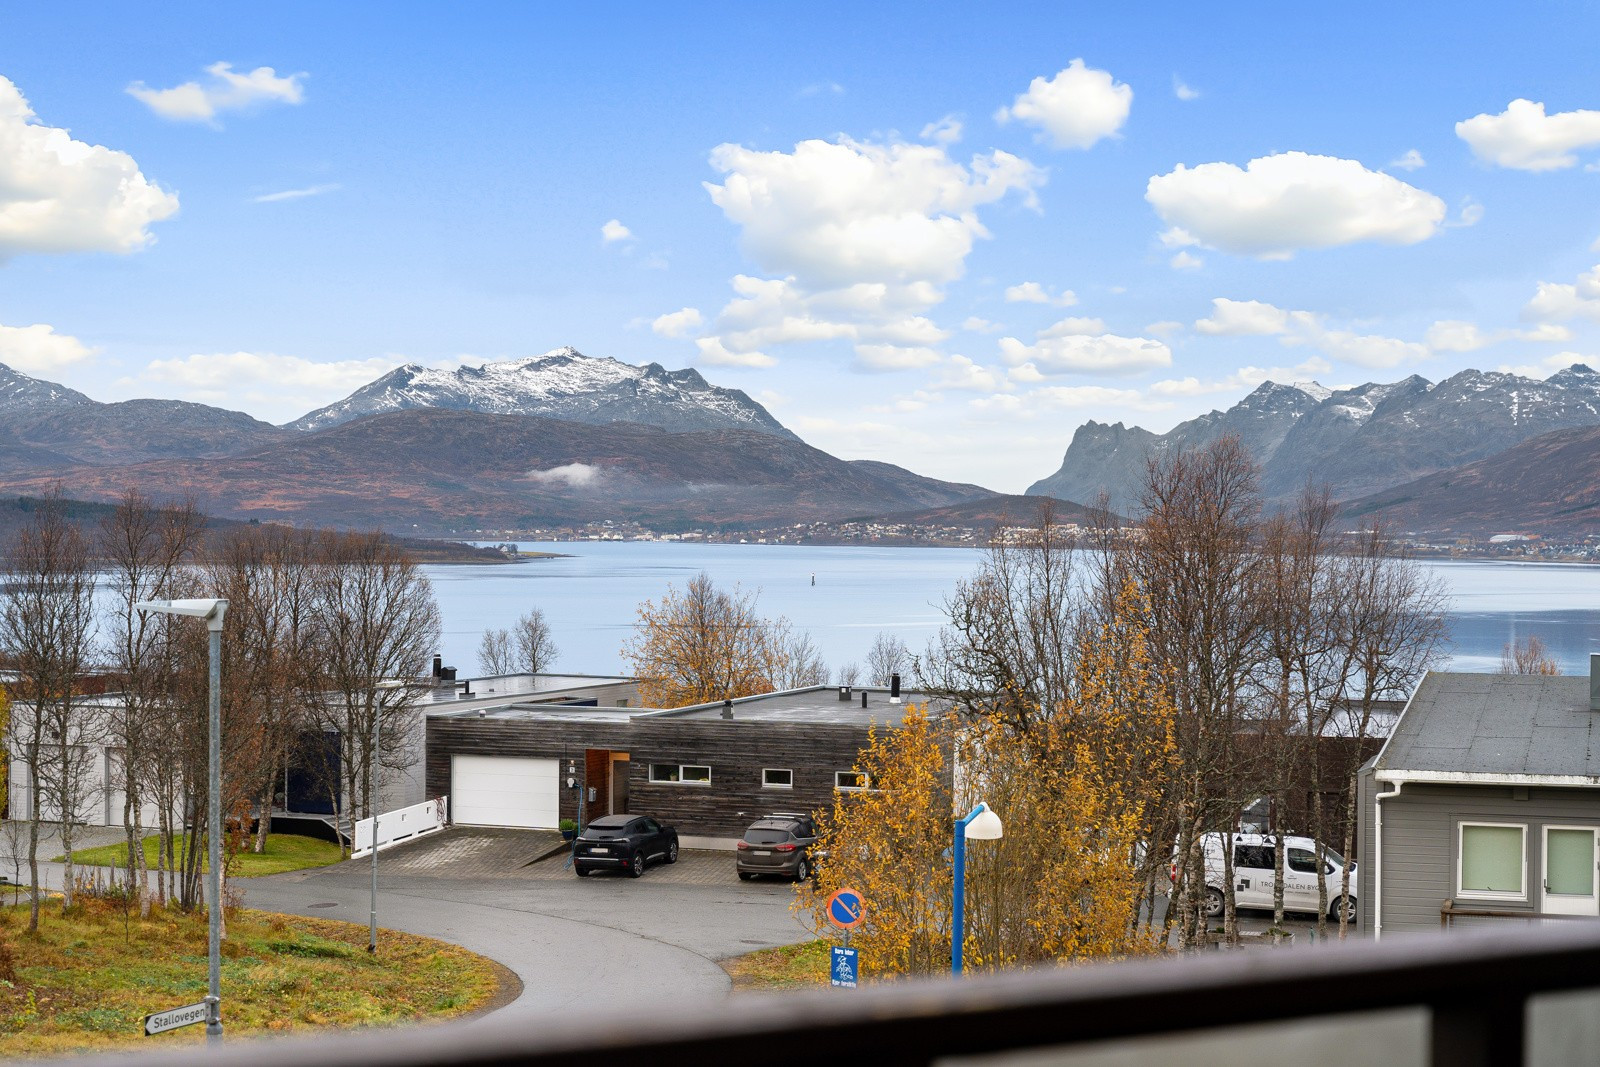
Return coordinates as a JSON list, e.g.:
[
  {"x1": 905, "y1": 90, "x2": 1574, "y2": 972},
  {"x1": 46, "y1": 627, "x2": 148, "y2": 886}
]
[{"x1": 1357, "y1": 663, "x2": 1600, "y2": 938}]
